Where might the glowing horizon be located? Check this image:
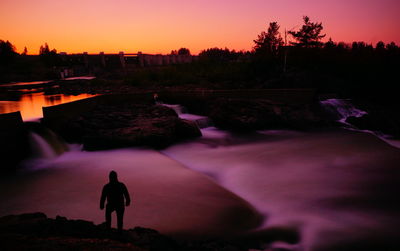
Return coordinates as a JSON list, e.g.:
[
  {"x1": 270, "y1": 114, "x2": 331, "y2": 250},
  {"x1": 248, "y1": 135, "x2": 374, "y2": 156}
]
[{"x1": 1, "y1": 0, "x2": 399, "y2": 55}]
